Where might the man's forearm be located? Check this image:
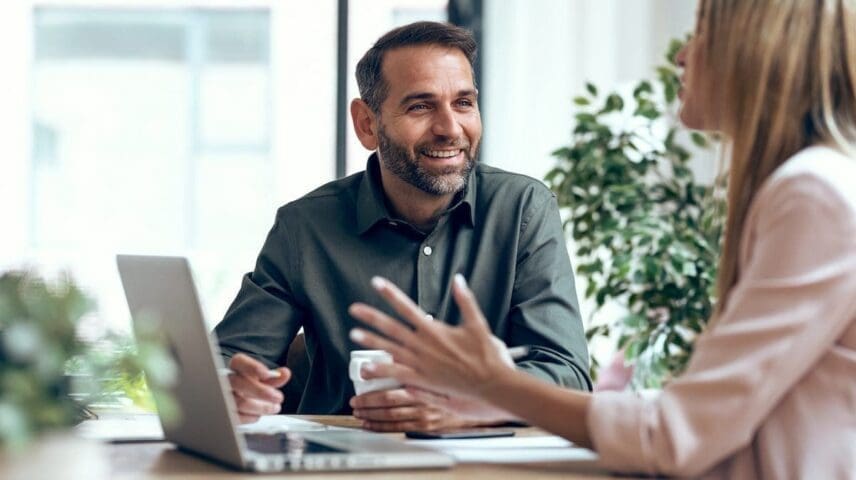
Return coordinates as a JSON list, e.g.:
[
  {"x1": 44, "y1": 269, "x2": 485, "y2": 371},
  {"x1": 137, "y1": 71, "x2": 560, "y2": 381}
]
[{"x1": 516, "y1": 354, "x2": 593, "y2": 392}]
